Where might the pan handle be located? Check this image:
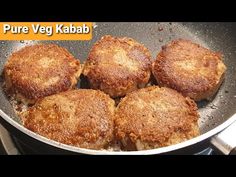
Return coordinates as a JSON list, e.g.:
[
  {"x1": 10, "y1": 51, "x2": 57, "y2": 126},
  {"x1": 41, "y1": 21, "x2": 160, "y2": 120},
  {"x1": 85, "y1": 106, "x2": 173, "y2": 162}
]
[{"x1": 210, "y1": 116, "x2": 236, "y2": 155}]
